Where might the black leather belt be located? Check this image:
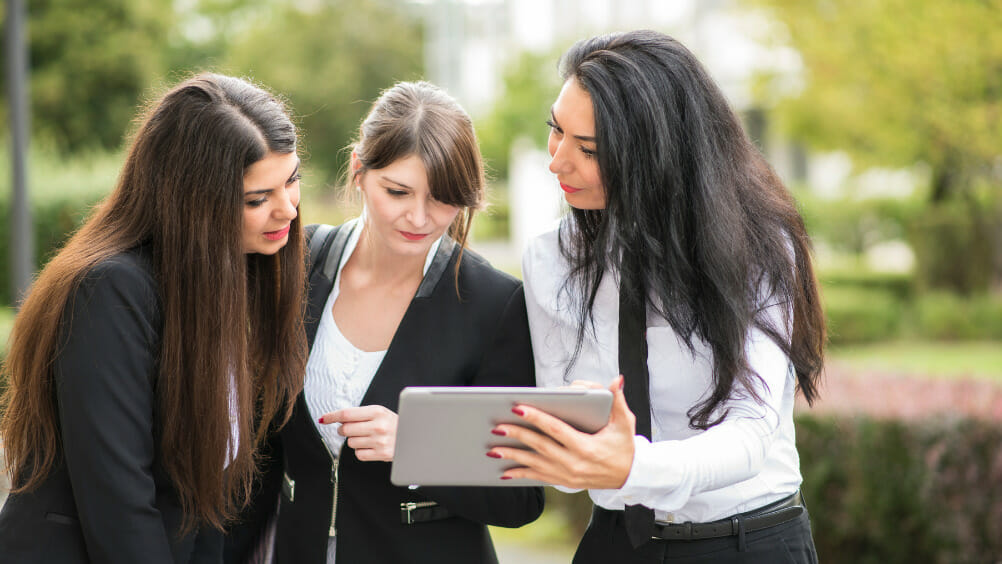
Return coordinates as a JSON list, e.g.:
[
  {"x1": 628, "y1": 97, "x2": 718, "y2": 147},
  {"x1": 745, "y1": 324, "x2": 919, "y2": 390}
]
[{"x1": 651, "y1": 490, "x2": 805, "y2": 541}]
